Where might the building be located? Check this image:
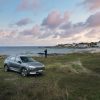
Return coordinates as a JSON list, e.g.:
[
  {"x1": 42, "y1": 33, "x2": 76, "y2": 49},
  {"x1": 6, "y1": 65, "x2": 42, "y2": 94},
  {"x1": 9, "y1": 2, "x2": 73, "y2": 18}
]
[
  {"x1": 64, "y1": 44, "x2": 73, "y2": 47},
  {"x1": 96, "y1": 41, "x2": 100, "y2": 47},
  {"x1": 56, "y1": 41, "x2": 100, "y2": 48},
  {"x1": 76, "y1": 43, "x2": 89, "y2": 48}
]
